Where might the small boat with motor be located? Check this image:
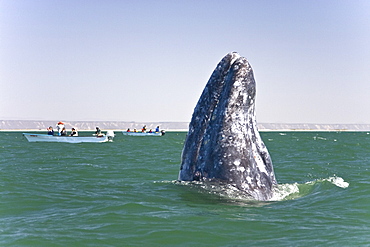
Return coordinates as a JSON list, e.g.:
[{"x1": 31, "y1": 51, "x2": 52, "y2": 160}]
[
  {"x1": 122, "y1": 130, "x2": 165, "y2": 137},
  {"x1": 23, "y1": 130, "x2": 115, "y2": 143}
]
